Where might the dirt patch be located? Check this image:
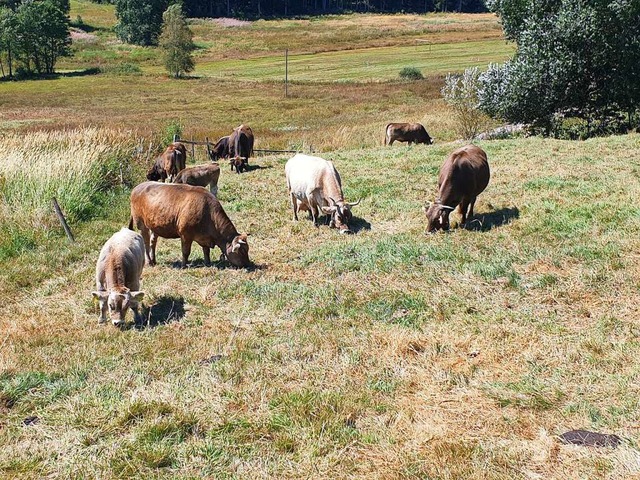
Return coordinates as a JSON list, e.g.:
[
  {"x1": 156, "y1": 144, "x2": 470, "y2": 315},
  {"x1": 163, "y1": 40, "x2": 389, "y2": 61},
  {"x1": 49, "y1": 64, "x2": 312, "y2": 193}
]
[
  {"x1": 70, "y1": 28, "x2": 98, "y2": 42},
  {"x1": 214, "y1": 17, "x2": 251, "y2": 27}
]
